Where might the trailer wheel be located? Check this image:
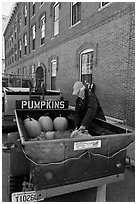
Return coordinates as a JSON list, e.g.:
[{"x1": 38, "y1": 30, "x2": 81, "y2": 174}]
[{"x1": 9, "y1": 175, "x2": 24, "y2": 201}]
